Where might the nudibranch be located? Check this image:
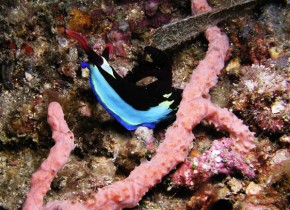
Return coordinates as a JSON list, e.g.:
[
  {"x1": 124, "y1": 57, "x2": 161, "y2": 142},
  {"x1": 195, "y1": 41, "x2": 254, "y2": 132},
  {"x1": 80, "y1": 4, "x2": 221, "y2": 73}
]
[{"x1": 66, "y1": 29, "x2": 181, "y2": 130}]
